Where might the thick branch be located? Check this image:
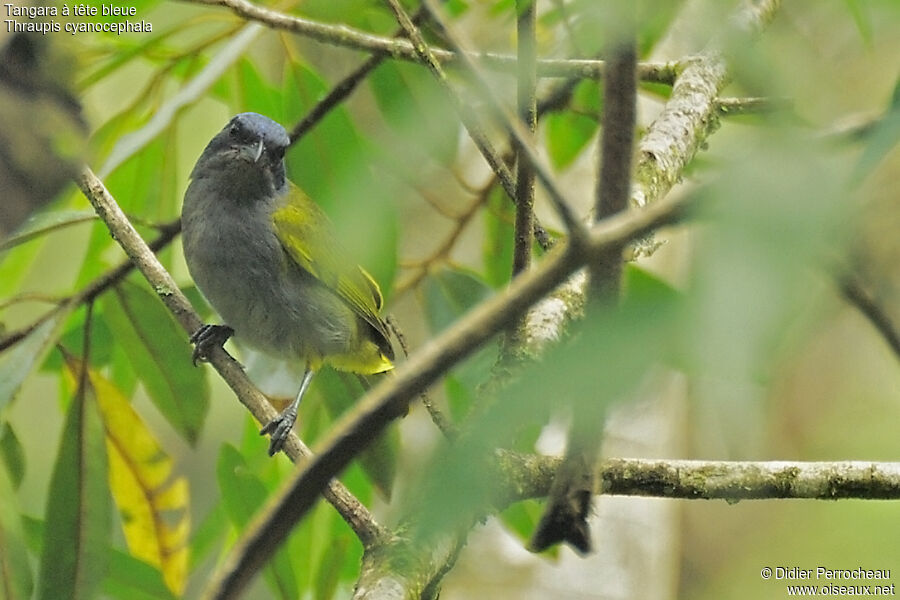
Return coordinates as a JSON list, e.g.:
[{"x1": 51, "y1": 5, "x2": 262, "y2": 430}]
[
  {"x1": 183, "y1": 0, "x2": 678, "y2": 83},
  {"x1": 355, "y1": 455, "x2": 900, "y2": 600},
  {"x1": 75, "y1": 167, "x2": 386, "y2": 549},
  {"x1": 599, "y1": 459, "x2": 900, "y2": 501}
]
